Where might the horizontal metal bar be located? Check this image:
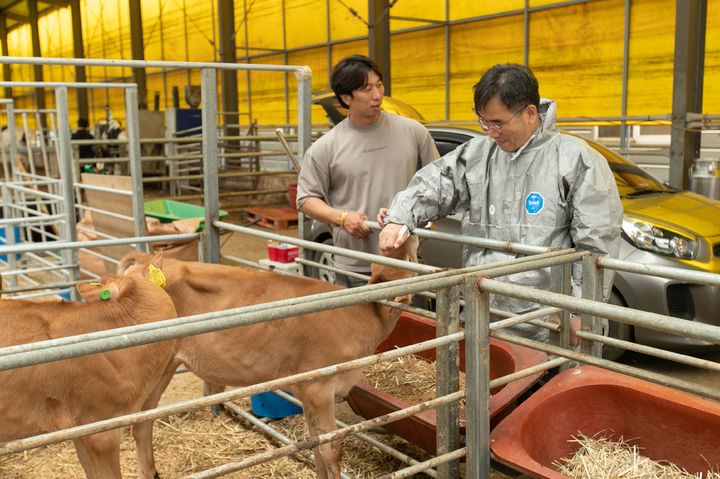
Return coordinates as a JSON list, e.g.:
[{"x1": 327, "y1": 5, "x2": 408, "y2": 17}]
[
  {"x1": 3, "y1": 183, "x2": 64, "y2": 201},
  {"x1": 215, "y1": 221, "x2": 437, "y2": 274},
  {"x1": 271, "y1": 390, "x2": 438, "y2": 479},
  {"x1": 365, "y1": 220, "x2": 551, "y2": 255},
  {"x1": 0, "y1": 334, "x2": 464, "y2": 455},
  {"x1": 489, "y1": 306, "x2": 562, "y2": 332},
  {"x1": 491, "y1": 329, "x2": 720, "y2": 401},
  {"x1": 0, "y1": 56, "x2": 308, "y2": 73},
  {"x1": 184, "y1": 391, "x2": 465, "y2": 478},
  {"x1": 0, "y1": 281, "x2": 76, "y2": 294},
  {"x1": 74, "y1": 204, "x2": 134, "y2": 222},
  {"x1": 377, "y1": 448, "x2": 466, "y2": 479},
  {"x1": 577, "y1": 330, "x2": 720, "y2": 371},
  {"x1": 0, "y1": 272, "x2": 464, "y2": 365},
  {"x1": 0, "y1": 214, "x2": 65, "y2": 226},
  {"x1": 598, "y1": 256, "x2": 720, "y2": 286},
  {"x1": 0, "y1": 233, "x2": 199, "y2": 255},
  {"x1": 0, "y1": 251, "x2": 586, "y2": 369},
  {"x1": 479, "y1": 277, "x2": 720, "y2": 345},
  {"x1": 221, "y1": 402, "x2": 352, "y2": 479},
  {"x1": 0, "y1": 81, "x2": 134, "y2": 89}
]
